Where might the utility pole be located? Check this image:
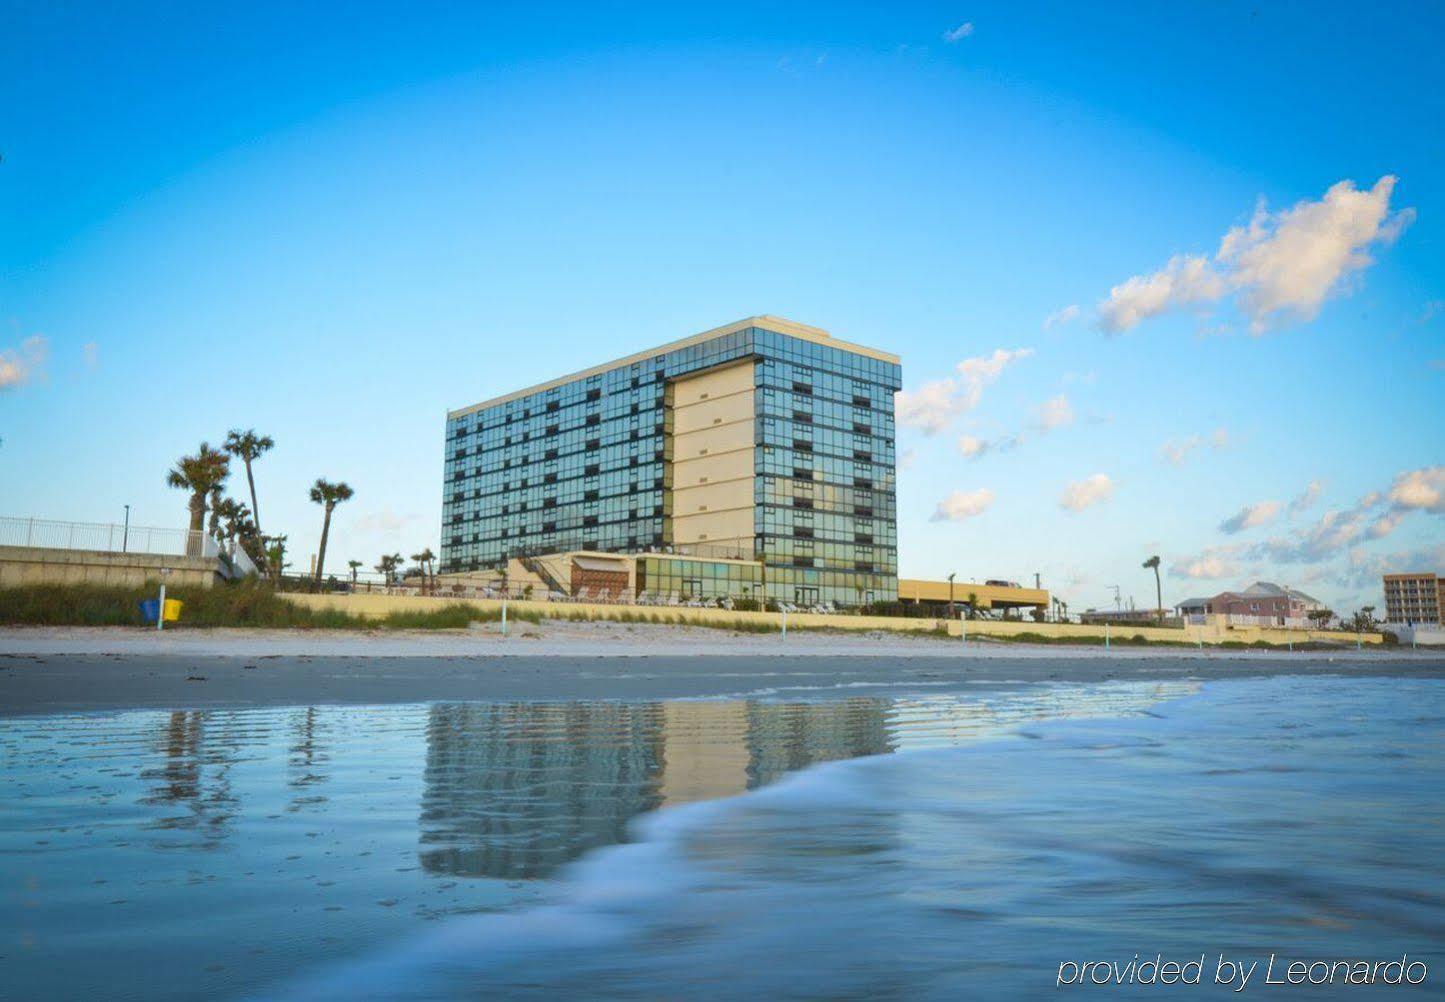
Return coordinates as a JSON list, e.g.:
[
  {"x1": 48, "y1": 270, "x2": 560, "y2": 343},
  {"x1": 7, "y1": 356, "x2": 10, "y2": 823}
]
[
  {"x1": 122, "y1": 504, "x2": 130, "y2": 554},
  {"x1": 947, "y1": 572, "x2": 956, "y2": 621}
]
